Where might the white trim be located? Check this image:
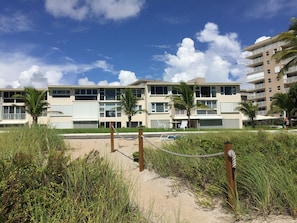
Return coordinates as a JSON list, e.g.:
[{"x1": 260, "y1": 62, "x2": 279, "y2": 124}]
[
  {"x1": 174, "y1": 115, "x2": 223, "y2": 120},
  {"x1": 0, "y1": 120, "x2": 28, "y2": 124}
]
